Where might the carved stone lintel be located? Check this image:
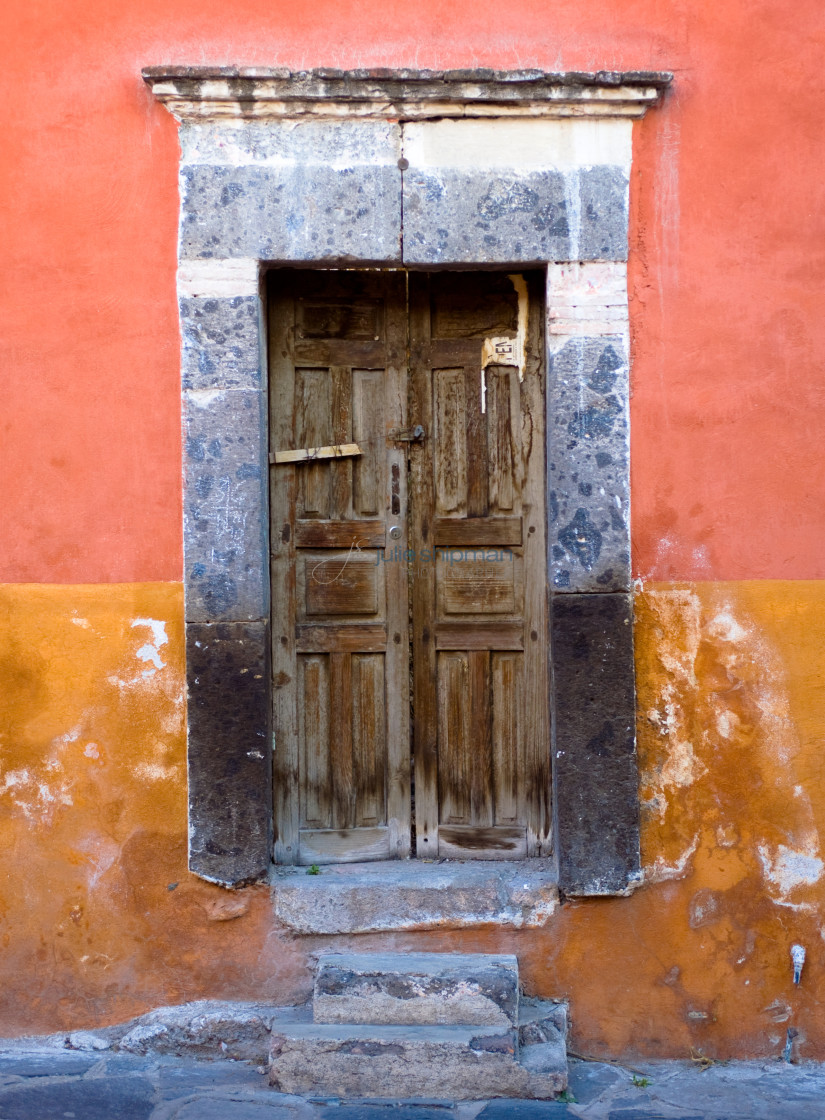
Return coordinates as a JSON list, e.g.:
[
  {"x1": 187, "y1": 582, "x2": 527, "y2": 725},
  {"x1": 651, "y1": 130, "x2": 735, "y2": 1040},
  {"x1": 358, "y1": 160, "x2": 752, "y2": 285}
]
[{"x1": 142, "y1": 67, "x2": 672, "y2": 122}]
